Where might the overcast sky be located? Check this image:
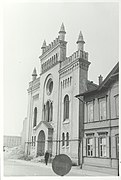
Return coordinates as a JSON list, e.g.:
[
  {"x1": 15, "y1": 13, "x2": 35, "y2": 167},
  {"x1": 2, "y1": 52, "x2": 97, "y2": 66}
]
[{"x1": 3, "y1": 2, "x2": 119, "y2": 136}]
